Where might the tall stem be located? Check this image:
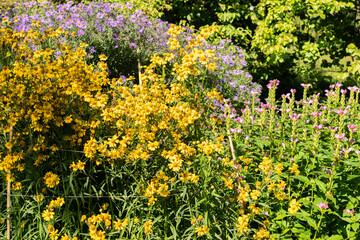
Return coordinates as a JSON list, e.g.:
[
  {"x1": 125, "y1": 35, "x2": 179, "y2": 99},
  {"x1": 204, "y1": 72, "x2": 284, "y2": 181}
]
[
  {"x1": 137, "y1": 48, "x2": 142, "y2": 86},
  {"x1": 7, "y1": 125, "x2": 14, "y2": 240}
]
